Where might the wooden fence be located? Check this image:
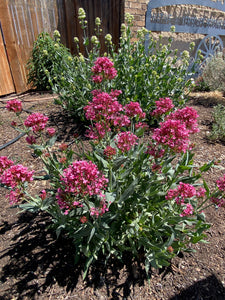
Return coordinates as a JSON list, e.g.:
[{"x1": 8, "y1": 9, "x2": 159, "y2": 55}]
[{"x1": 0, "y1": 0, "x2": 124, "y2": 96}]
